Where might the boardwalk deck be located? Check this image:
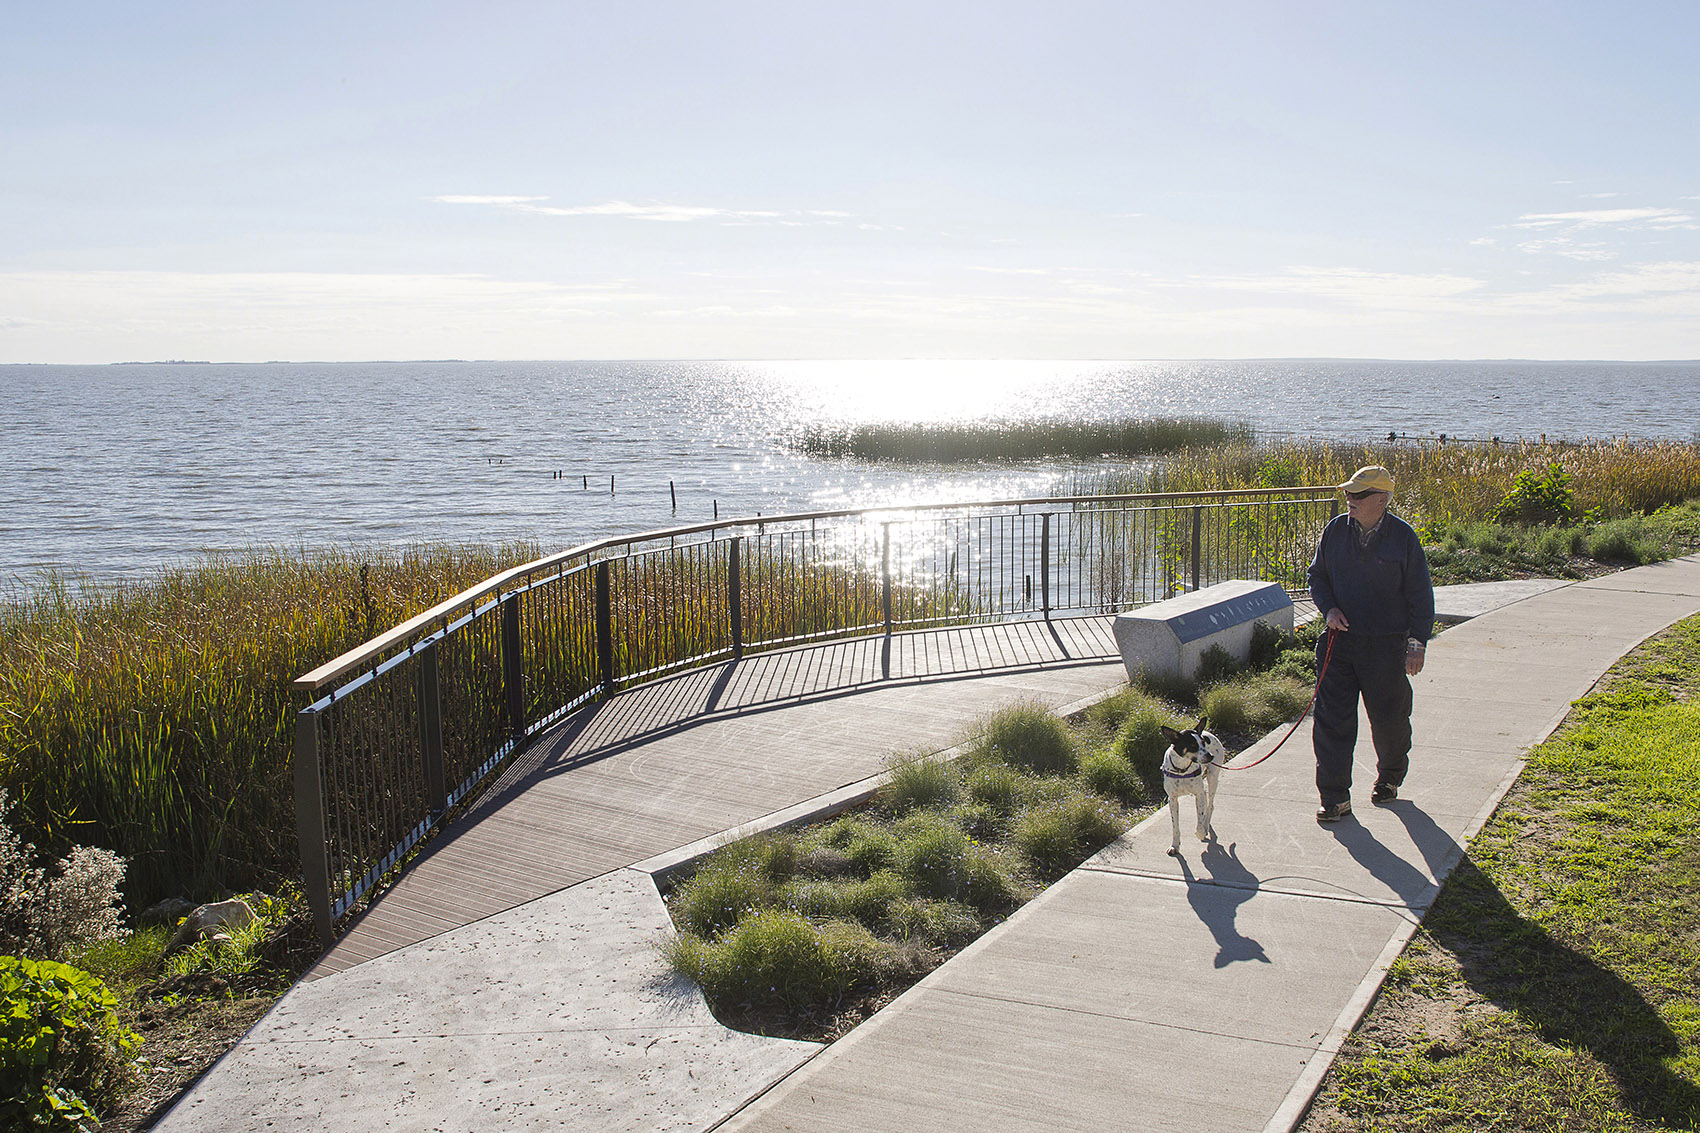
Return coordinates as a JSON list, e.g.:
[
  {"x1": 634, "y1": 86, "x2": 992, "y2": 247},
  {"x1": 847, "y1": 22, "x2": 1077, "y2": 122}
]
[{"x1": 304, "y1": 616, "x2": 1126, "y2": 980}]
